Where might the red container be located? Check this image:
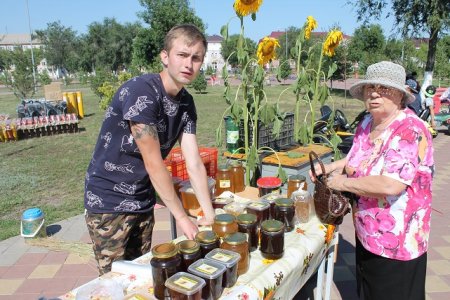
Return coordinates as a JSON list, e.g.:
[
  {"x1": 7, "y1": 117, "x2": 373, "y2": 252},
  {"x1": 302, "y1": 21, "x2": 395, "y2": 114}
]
[
  {"x1": 164, "y1": 147, "x2": 218, "y2": 180},
  {"x1": 257, "y1": 177, "x2": 282, "y2": 197}
]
